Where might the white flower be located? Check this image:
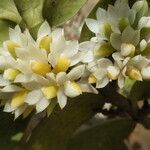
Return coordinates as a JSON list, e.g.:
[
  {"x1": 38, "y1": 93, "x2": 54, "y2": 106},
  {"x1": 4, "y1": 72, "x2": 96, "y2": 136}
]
[
  {"x1": 0, "y1": 22, "x2": 89, "y2": 118},
  {"x1": 85, "y1": 0, "x2": 135, "y2": 40},
  {"x1": 113, "y1": 54, "x2": 150, "y2": 88},
  {"x1": 88, "y1": 58, "x2": 120, "y2": 88}
]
